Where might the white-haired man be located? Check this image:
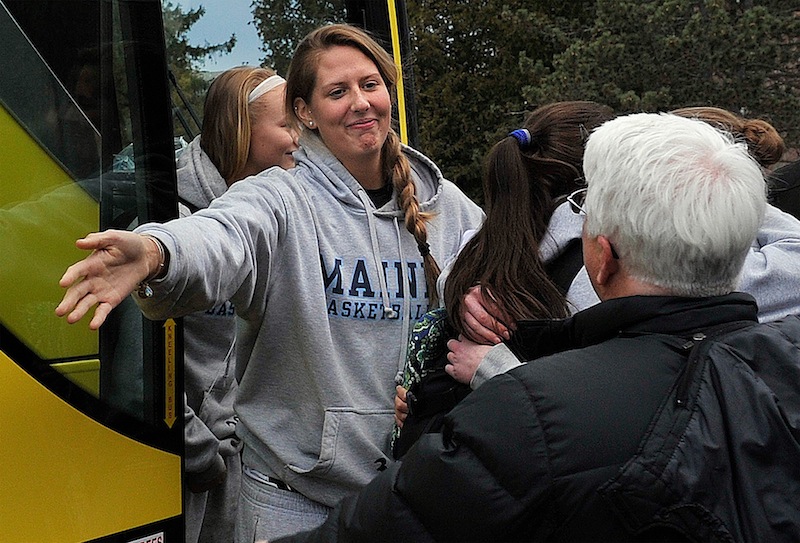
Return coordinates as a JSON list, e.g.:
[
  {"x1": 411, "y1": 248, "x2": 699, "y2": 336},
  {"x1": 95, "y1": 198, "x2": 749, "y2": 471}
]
[{"x1": 276, "y1": 113, "x2": 800, "y2": 542}]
